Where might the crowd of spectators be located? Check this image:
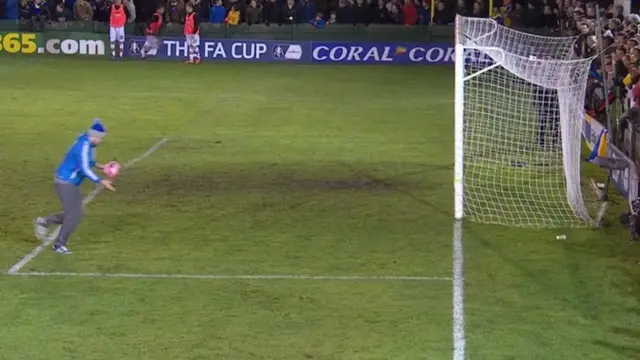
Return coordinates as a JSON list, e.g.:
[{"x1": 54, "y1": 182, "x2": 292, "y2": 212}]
[
  {"x1": 15, "y1": 0, "x2": 618, "y2": 28},
  {"x1": 12, "y1": 0, "x2": 632, "y2": 33},
  {"x1": 19, "y1": 0, "x2": 135, "y2": 22},
  {"x1": 567, "y1": 3, "x2": 640, "y2": 155},
  {"x1": 17, "y1": 0, "x2": 437, "y2": 25}
]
